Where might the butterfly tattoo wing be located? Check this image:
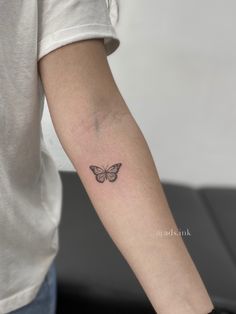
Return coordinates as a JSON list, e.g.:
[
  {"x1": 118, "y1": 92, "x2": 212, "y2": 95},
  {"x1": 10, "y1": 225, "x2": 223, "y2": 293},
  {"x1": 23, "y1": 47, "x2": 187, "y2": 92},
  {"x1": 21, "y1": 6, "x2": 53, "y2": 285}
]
[
  {"x1": 106, "y1": 163, "x2": 122, "y2": 182},
  {"x1": 89, "y1": 165, "x2": 106, "y2": 183},
  {"x1": 89, "y1": 163, "x2": 122, "y2": 183}
]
